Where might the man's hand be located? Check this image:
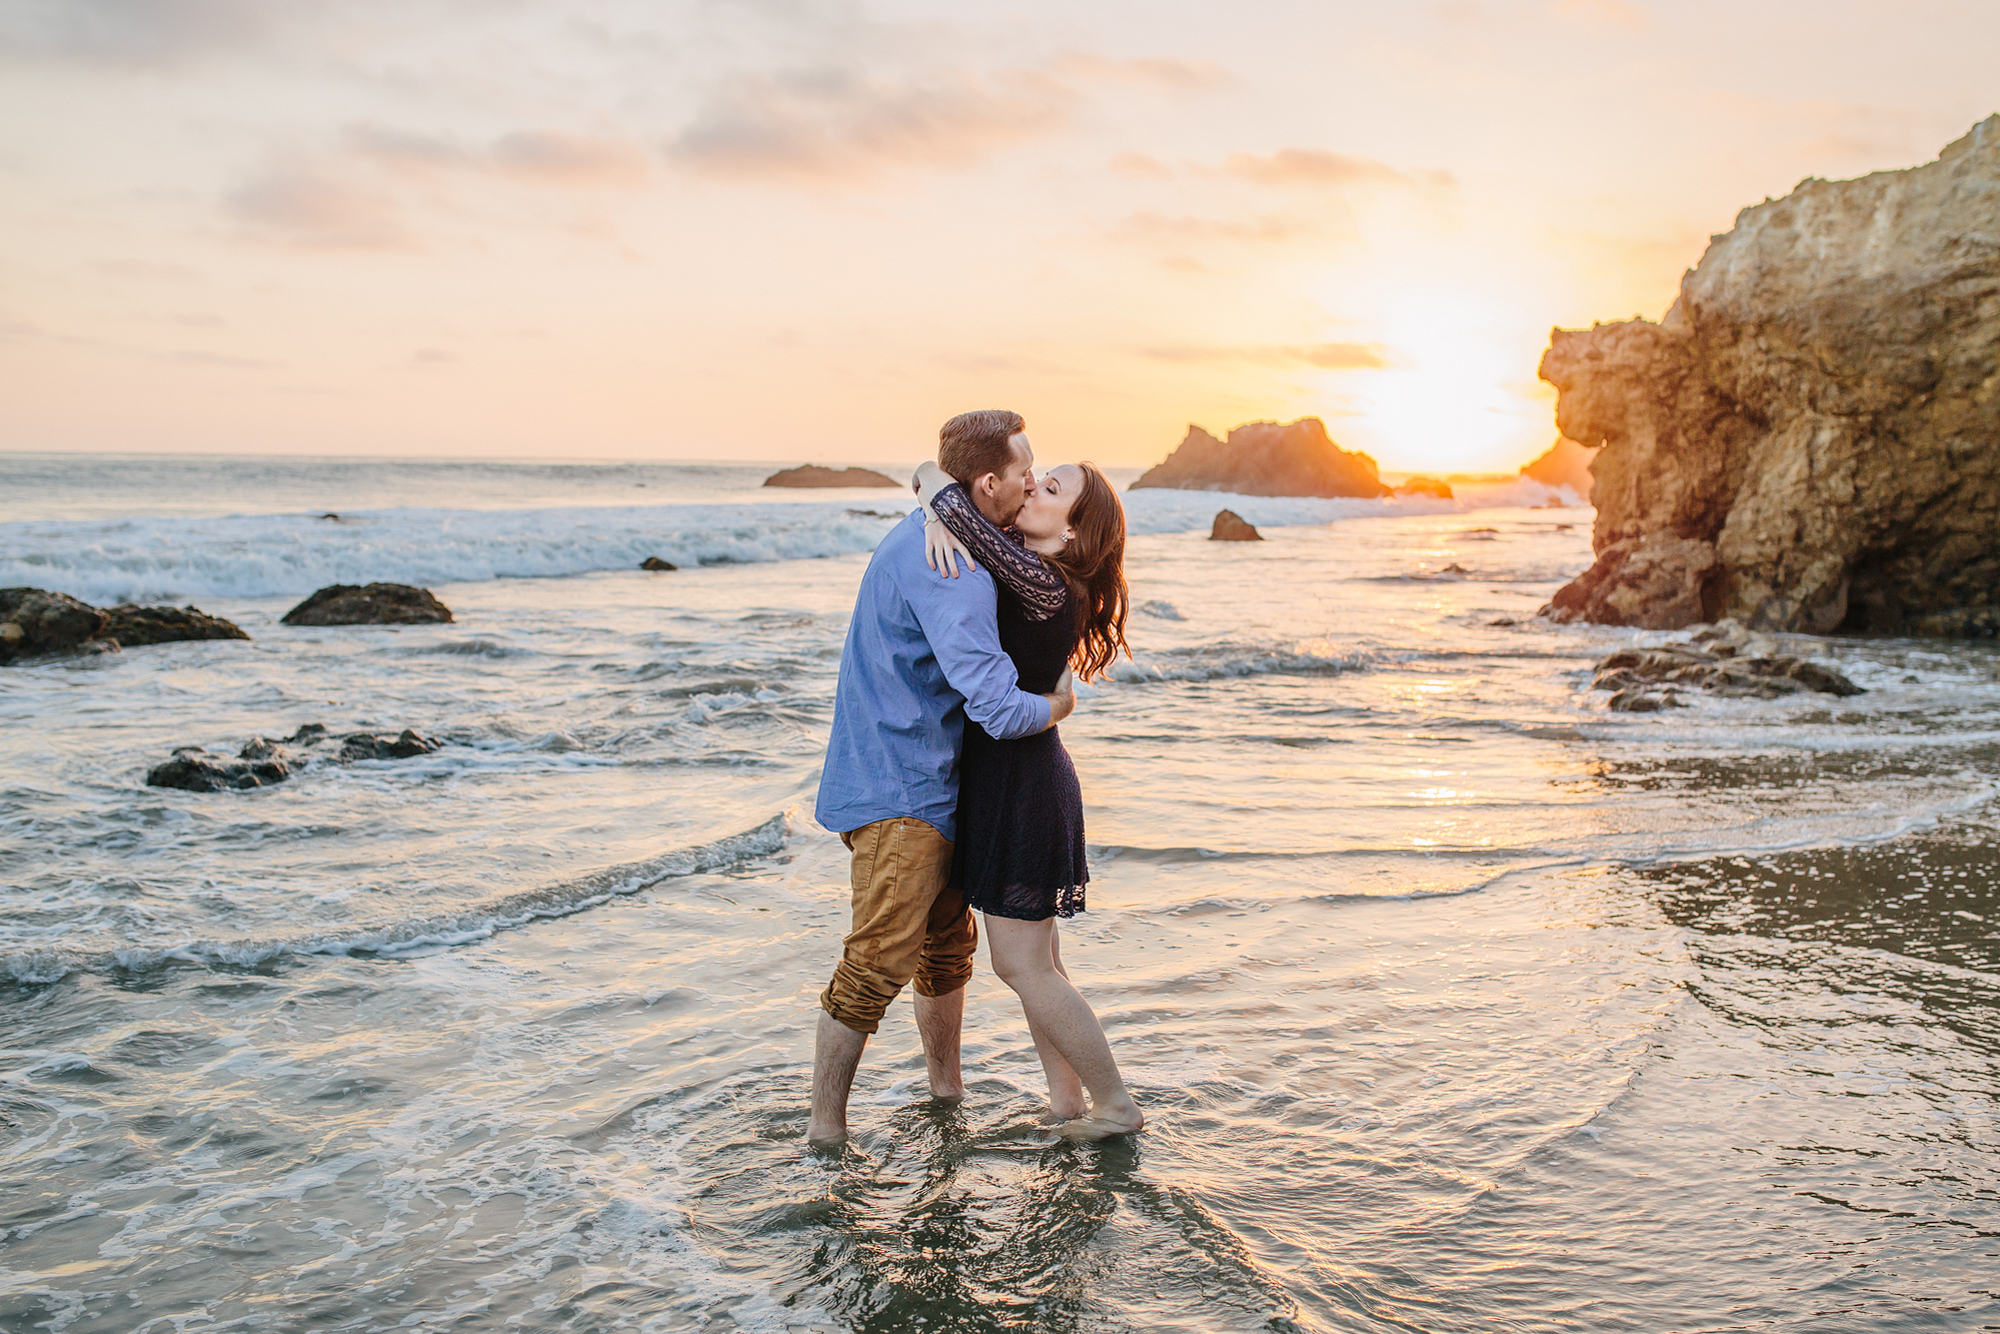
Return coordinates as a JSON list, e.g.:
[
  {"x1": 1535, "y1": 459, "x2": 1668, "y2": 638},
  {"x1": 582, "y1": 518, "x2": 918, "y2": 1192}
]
[{"x1": 1042, "y1": 668, "x2": 1075, "y2": 730}]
